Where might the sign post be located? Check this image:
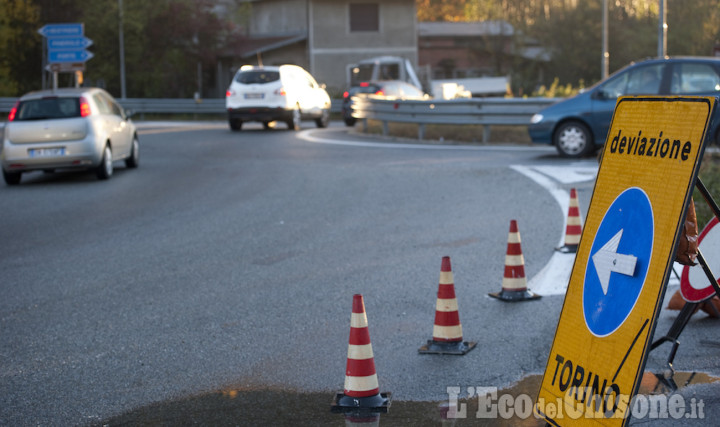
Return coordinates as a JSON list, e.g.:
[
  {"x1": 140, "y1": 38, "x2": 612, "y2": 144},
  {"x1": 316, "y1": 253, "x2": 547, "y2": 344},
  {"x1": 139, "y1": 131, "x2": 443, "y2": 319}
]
[{"x1": 535, "y1": 96, "x2": 716, "y2": 426}]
